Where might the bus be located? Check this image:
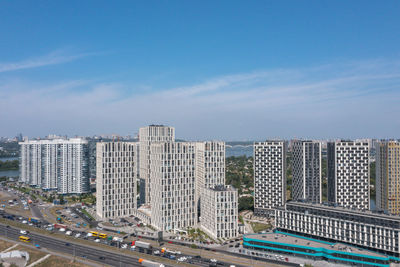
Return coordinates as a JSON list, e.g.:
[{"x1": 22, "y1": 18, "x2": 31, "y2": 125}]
[
  {"x1": 19, "y1": 236, "x2": 31, "y2": 242},
  {"x1": 89, "y1": 231, "x2": 99, "y2": 237},
  {"x1": 99, "y1": 233, "x2": 107, "y2": 239}
]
